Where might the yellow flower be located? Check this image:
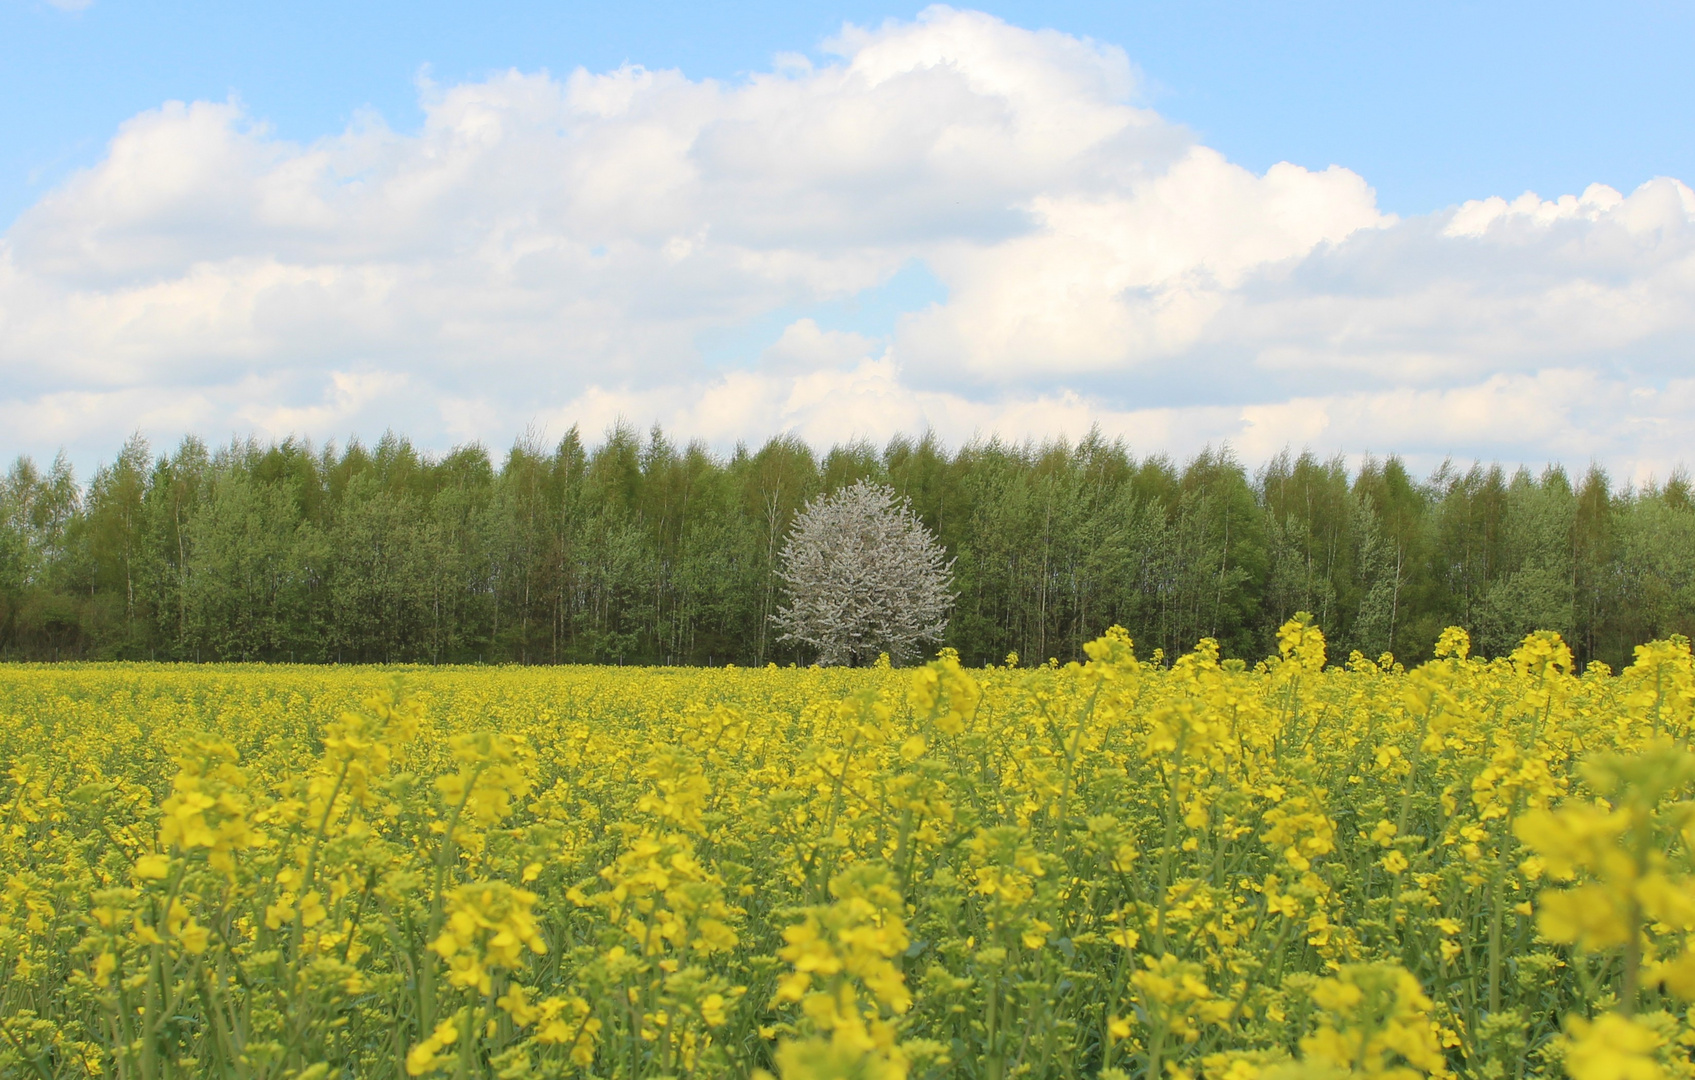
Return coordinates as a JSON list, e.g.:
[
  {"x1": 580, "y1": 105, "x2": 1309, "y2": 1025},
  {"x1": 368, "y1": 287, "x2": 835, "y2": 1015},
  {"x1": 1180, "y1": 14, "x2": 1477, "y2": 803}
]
[
  {"x1": 1021, "y1": 919, "x2": 1052, "y2": 950},
  {"x1": 406, "y1": 1017, "x2": 460, "y2": 1076},
  {"x1": 19, "y1": 624, "x2": 1695, "y2": 1080},
  {"x1": 299, "y1": 890, "x2": 327, "y2": 928},
  {"x1": 700, "y1": 992, "x2": 730, "y2": 1027},
  {"x1": 264, "y1": 899, "x2": 294, "y2": 930},
  {"x1": 430, "y1": 882, "x2": 547, "y2": 994},
  {"x1": 133, "y1": 853, "x2": 170, "y2": 880},
  {"x1": 1562, "y1": 1013, "x2": 1665, "y2": 1080},
  {"x1": 1537, "y1": 885, "x2": 1632, "y2": 951},
  {"x1": 535, "y1": 995, "x2": 601, "y2": 1065},
  {"x1": 497, "y1": 984, "x2": 540, "y2": 1025},
  {"x1": 1299, "y1": 963, "x2": 1445, "y2": 1077}
]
